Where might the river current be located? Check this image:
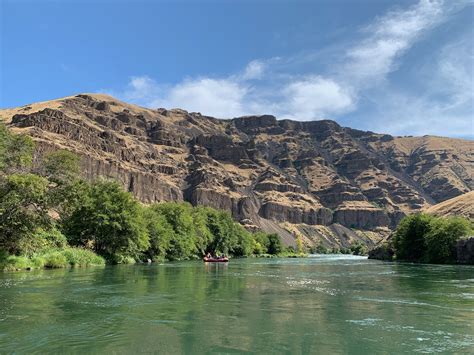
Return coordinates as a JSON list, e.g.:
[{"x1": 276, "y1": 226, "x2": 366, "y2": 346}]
[{"x1": 1, "y1": 255, "x2": 473, "y2": 353}]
